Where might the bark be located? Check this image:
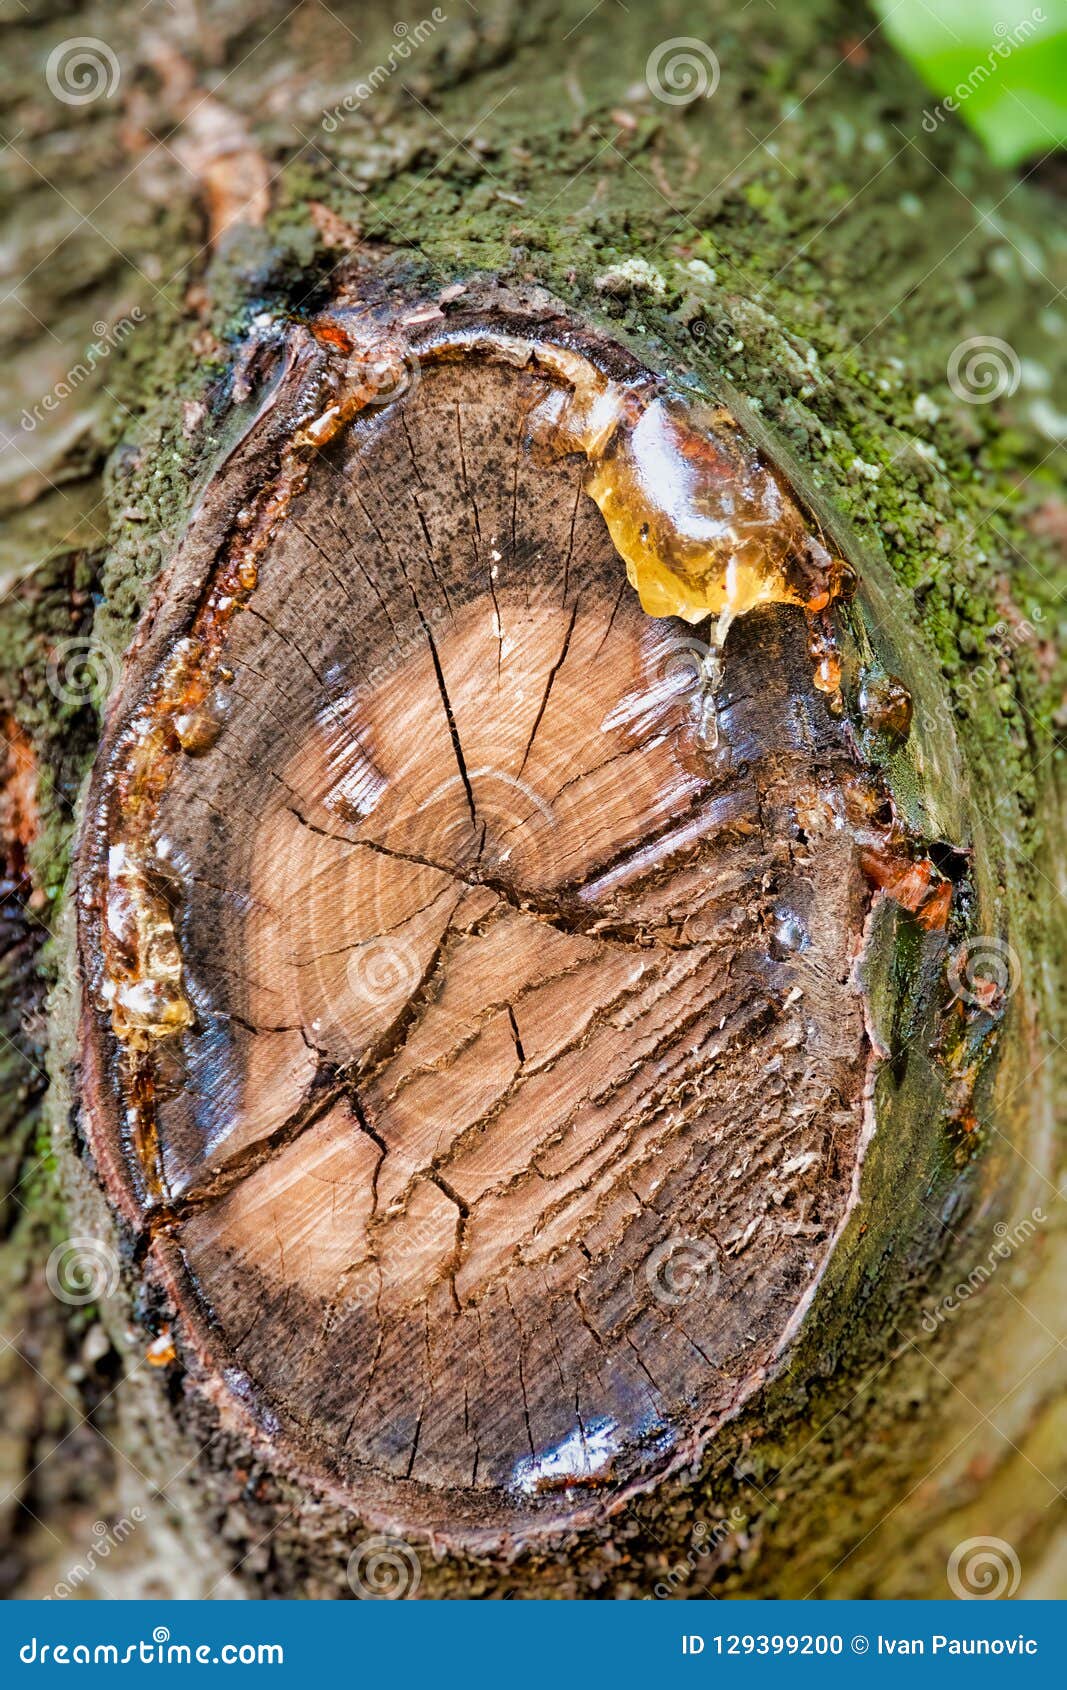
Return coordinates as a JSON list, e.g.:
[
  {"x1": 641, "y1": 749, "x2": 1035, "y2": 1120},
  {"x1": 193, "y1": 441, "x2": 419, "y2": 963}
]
[{"x1": 1, "y1": 0, "x2": 1065, "y2": 1600}]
